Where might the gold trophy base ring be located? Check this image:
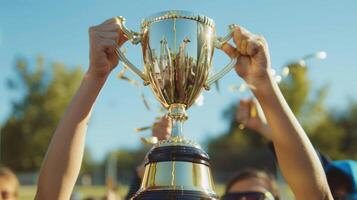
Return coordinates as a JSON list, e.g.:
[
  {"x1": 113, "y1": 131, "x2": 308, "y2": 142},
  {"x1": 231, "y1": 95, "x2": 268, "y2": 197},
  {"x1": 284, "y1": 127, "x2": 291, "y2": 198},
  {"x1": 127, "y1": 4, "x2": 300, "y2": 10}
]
[{"x1": 133, "y1": 145, "x2": 218, "y2": 200}]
